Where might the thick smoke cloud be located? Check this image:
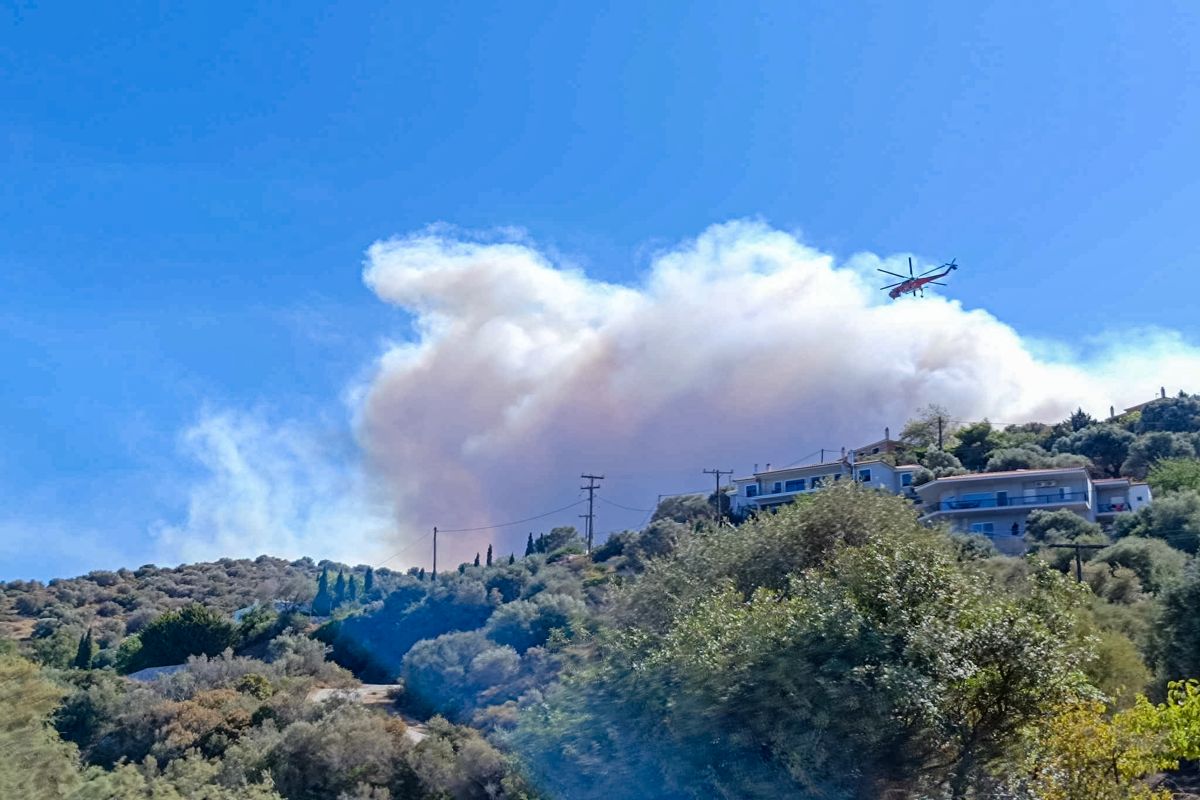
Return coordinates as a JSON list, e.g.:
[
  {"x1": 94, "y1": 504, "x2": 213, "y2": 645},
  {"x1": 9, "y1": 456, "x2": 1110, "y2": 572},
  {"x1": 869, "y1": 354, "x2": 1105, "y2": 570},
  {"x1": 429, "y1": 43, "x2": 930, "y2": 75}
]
[{"x1": 355, "y1": 220, "x2": 1200, "y2": 566}]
